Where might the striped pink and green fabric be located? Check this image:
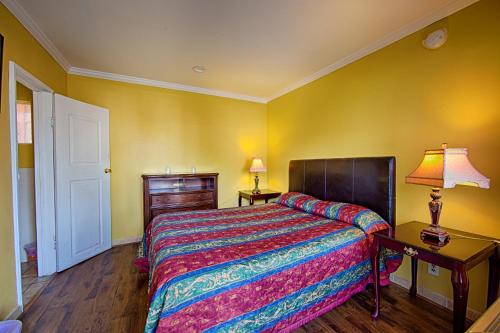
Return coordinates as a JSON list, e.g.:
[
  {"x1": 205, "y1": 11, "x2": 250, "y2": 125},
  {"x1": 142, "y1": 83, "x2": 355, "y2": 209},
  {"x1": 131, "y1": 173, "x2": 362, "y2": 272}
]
[
  {"x1": 139, "y1": 197, "x2": 401, "y2": 333},
  {"x1": 276, "y1": 192, "x2": 389, "y2": 234}
]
